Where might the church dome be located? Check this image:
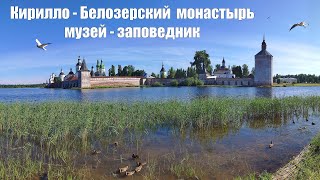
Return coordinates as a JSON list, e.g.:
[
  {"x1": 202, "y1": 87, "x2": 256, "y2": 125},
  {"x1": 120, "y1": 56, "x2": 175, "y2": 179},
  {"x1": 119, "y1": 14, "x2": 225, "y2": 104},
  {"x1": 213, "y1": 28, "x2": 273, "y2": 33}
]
[
  {"x1": 160, "y1": 62, "x2": 166, "y2": 72},
  {"x1": 76, "y1": 56, "x2": 82, "y2": 66},
  {"x1": 59, "y1": 69, "x2": 65, "y2": 76},
  {"x1": 68, "y1": 68, "x2": 74, "y2": 75},
  {"x1": 160, "y1": 66, "x2": 166, "y2": 72}
]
